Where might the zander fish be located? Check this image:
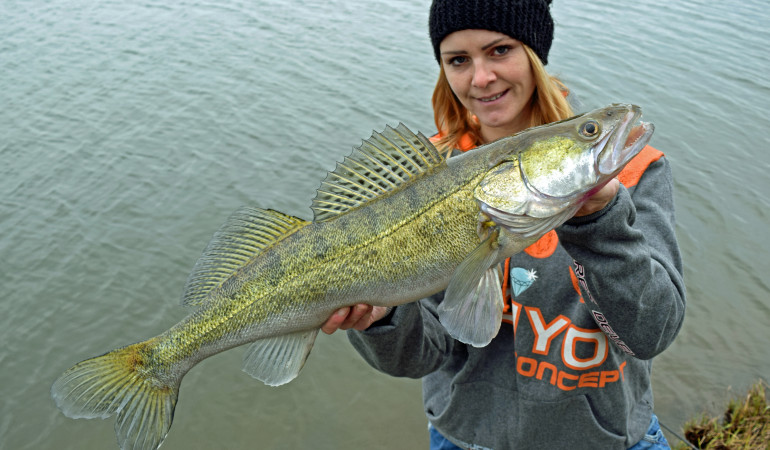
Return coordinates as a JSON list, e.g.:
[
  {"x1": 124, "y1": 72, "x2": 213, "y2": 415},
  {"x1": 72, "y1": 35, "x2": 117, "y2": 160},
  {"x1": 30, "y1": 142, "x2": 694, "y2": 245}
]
[{"x1": 51, "y1": 104, "x2": 653, "y2": 450}]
